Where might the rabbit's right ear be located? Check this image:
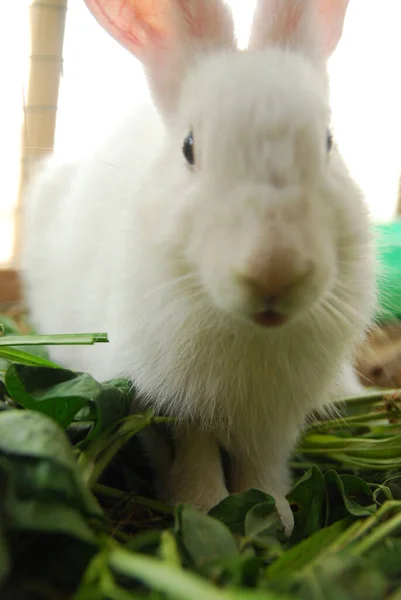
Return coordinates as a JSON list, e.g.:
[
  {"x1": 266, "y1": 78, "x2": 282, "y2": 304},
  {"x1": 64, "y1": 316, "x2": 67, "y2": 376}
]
[
  {"x1": 248, "y1": 0, "x2": 349, "y2": 59},
  {"x1": 83, "y1": 0, "x2": 235, "y2": 117}
]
